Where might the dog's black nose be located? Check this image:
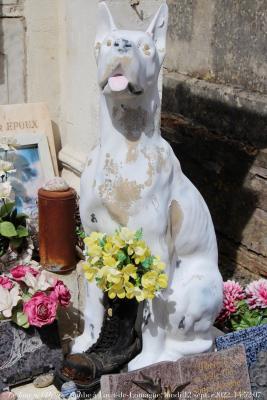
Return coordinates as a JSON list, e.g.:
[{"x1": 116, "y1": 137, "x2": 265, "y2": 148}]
[{"x1": 114, "y1": 38, "x2": 132, "y2": 53}]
